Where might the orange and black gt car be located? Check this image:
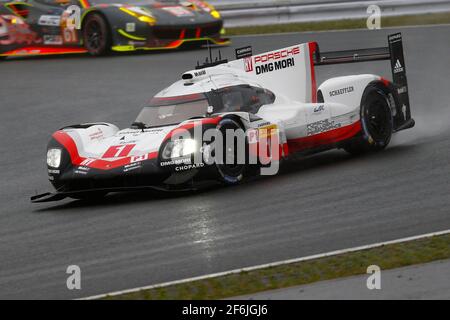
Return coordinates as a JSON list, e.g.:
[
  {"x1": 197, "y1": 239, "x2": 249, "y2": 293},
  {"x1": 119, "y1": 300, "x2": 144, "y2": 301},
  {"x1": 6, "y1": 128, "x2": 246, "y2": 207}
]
[{"x1": 0, "y1": 0, "x2": 229, "y2": 58}]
